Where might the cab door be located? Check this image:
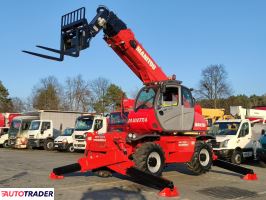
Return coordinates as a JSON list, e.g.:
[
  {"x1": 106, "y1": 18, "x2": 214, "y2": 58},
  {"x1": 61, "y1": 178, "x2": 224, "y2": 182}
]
[
  {"x1": 237, "y1": 122, "x2": 253, "y2": 157},
  {"x1": 155, "y1": 85, "x2": 194, "y2": 131}
]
